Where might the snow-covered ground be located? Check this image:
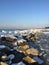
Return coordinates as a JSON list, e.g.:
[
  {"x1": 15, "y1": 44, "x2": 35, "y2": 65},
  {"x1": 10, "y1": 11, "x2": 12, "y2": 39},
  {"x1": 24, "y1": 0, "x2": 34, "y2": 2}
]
[{"x1": 0, "y1": 29, "x2": 49, "y2": 65}]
